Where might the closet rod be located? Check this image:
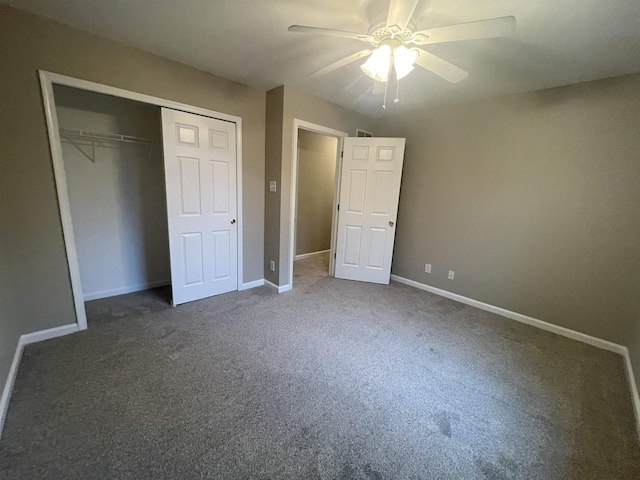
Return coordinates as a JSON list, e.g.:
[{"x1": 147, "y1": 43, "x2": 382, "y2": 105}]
[
  {"x1": 59, "y1": 128, "x2": 155, "y2": 145},
  {"x1": 59, "y1": 128, "x2": 157, "y2": 163}
]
